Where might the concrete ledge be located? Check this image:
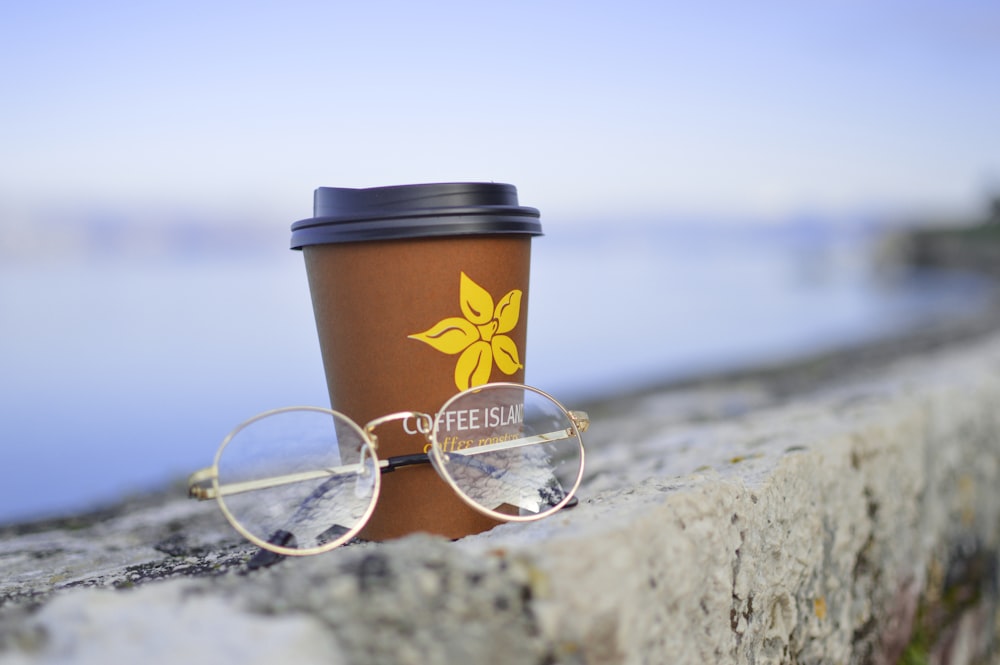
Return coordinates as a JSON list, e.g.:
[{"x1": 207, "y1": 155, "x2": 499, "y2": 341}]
[{"x1": 3, "y1": 333, "x2": 1000, "y2": 664}]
